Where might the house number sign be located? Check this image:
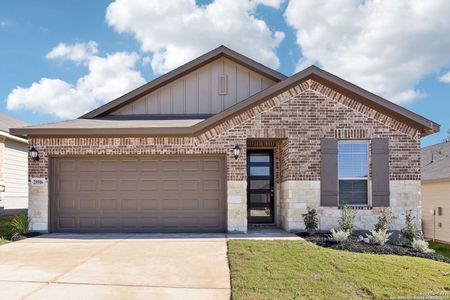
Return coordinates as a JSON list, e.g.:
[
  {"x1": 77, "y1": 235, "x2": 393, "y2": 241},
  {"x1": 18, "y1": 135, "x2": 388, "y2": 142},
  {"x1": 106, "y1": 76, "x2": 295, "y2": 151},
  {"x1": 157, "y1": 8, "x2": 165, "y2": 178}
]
[{"x1": 31, "y1": 178, "x2": 45, "y2": 186}]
